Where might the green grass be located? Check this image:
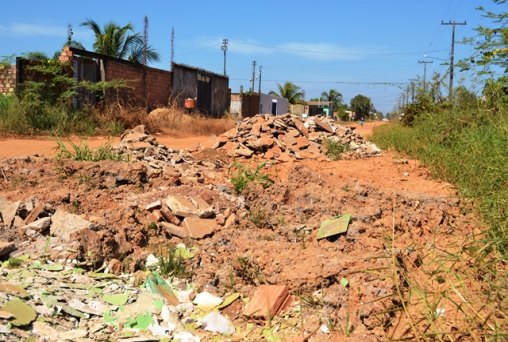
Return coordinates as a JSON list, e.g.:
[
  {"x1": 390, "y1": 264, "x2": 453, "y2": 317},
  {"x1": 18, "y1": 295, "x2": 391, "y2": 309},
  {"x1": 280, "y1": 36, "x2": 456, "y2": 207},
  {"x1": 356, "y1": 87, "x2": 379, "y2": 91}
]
[
  {"x1": 55, "y1": 139, "x2": 127, "y2": 162},
  {"x1": 322, "y1": 137, "x2": 348, "y2": 160},
  {"x1": 230, "y1": 161, "x2": 274, "y2": 194},
  {"x1": 157, "y1": 246, "x2": 189, "y2": 278},
  {"x1": 372, "y1": 109, "x2": 507, "y2": 254}
]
